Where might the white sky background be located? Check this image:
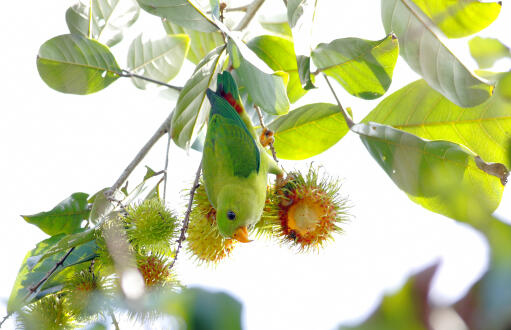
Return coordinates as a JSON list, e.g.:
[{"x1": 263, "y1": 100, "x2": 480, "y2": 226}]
[{"x1": 1, "y1": 1, "x2": 511, "y2": 329}]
